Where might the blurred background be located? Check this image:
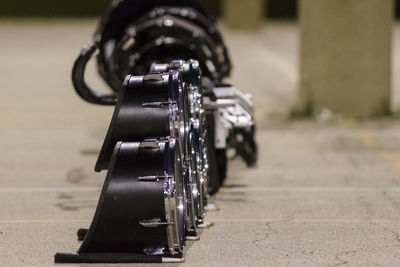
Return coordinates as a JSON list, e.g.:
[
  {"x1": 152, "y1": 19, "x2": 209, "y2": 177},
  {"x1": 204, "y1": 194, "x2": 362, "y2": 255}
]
[
  {"x1": 2, "y1": 1, "x2": 400, "y2": 266},
  {"x1": 1, "y1": 0, "x2": 400, "y2": 122},
  {"x1": 1, "y1": 0, "x2": 399, "y2": 19}
]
